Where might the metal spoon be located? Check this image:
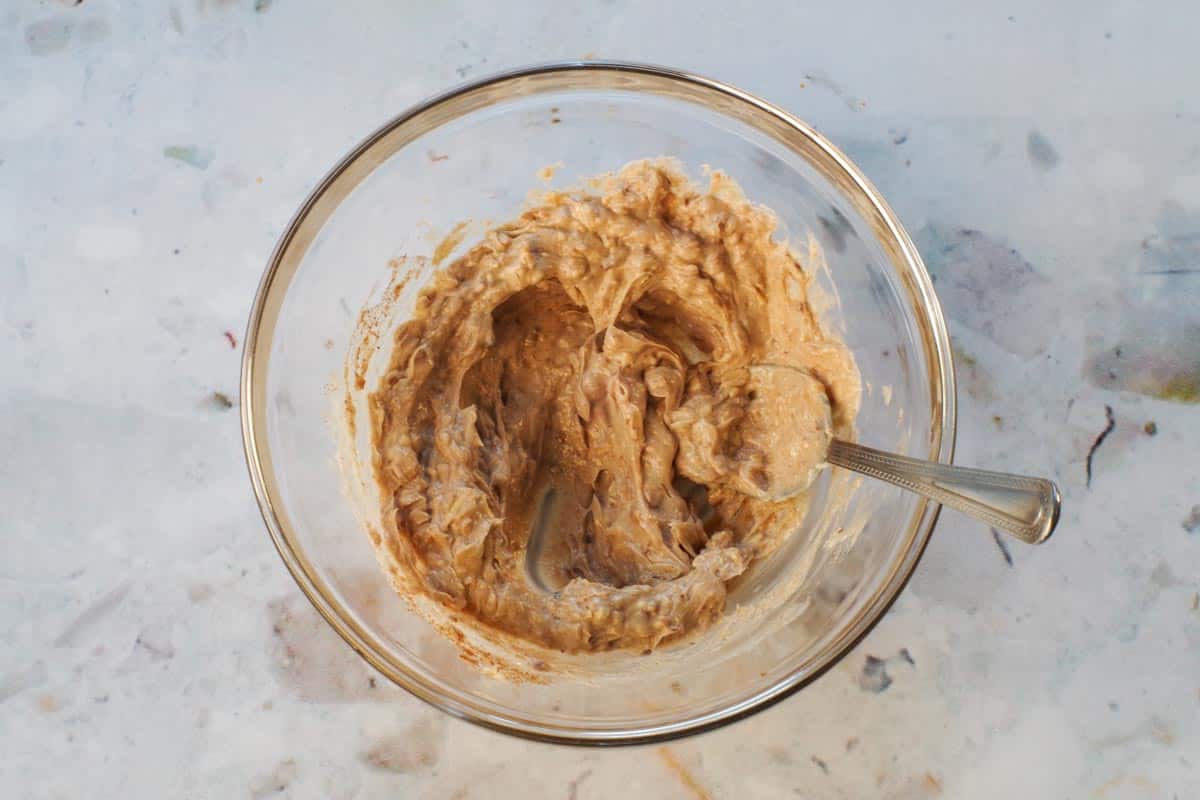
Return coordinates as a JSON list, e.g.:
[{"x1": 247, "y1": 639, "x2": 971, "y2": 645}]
[
  {"x1": 824, "y1": 439, "x2": 1060, "y2": 544},
  {"x1": 524, "y1": 365, "x2": 1059, "y2": 589},
  {"x1": 524, "y1": 487, "x2": 559, "y2": 592},
  {"x1": 749, "y1": 364, "x2": 1060, "y2": 545}
]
